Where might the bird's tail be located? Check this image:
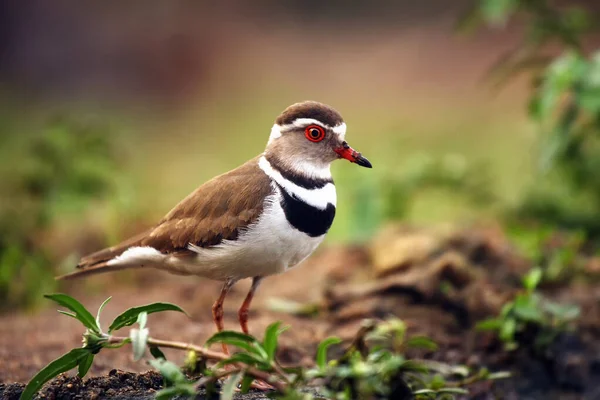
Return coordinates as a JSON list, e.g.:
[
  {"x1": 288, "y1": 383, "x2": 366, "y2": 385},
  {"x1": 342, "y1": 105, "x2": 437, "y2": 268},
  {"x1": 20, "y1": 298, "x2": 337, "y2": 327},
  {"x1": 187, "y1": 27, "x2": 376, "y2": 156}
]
[
  {"x1": 57, "y1": 230, "x2": 151, "y2": 281},
  {"x1": 56, "y1": 261, "x2": 136, "y2": 280}
]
